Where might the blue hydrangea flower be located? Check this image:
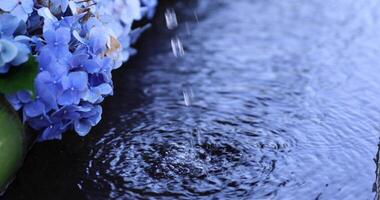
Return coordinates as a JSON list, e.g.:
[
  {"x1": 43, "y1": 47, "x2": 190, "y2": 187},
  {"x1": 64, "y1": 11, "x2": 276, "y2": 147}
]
[
  {"x1": 0, "y1": 14, "x2": 30, "y2": 73},
  {"x1": 0, "y1": 0, "x2": 34, "y2": 22},
  {"x1": 0, "y1": 14, "x2": 21, "y2": 38},
  {"x1": 58, "y1": 72, "x2": 88, "y2": 106},
  {"x1": 0, "y1": 39, "x2": 30, "y2": 73},
  {"x1": 74, "y1": 103, "x2": 102, "y2": 136},
  {"x1": 5, "y1": 0, "x2": 157, "y2": 141},
  {"x1": 42, "y1": 27, "x2": 72, "y2": 60},
  {"x1": 0, "y1": 40, "x2": 18, "y2": 72},
  {"x1": 34, "y1": 71, "x2": 61, "y2": 111},
  {"x1": 9, "y1": 90, "x2": 48, "y2": 119}
]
